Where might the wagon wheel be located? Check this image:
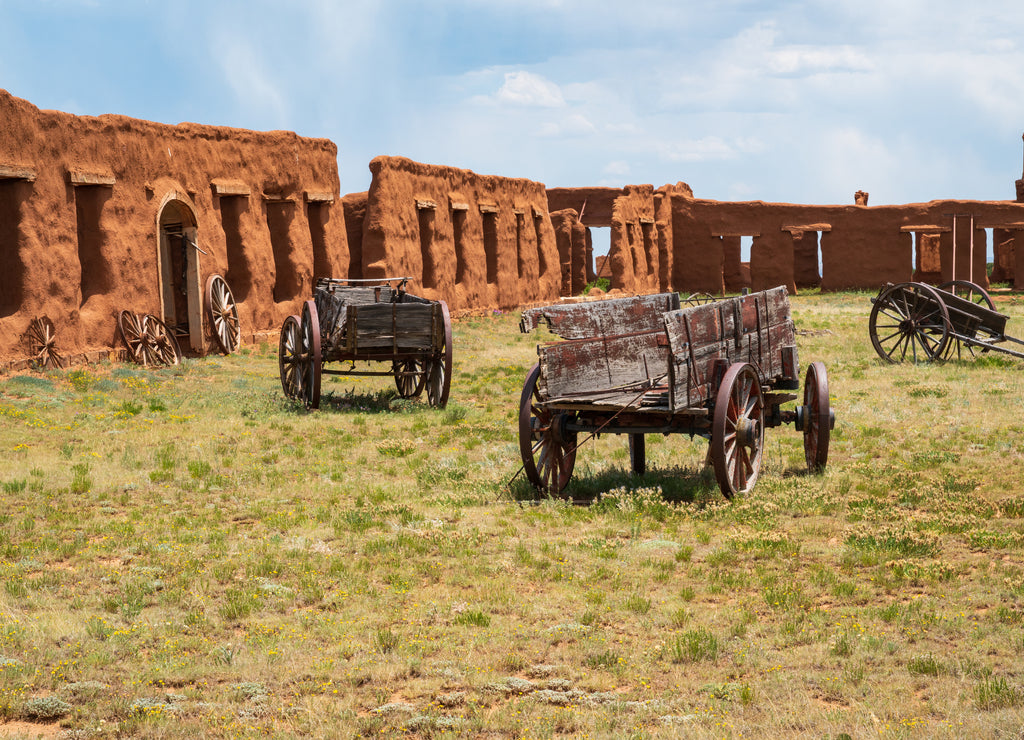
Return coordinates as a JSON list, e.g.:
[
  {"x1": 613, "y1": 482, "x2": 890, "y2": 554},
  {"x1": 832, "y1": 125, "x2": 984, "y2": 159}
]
[
  {"x1": 868, "y1": 282, "x2": 950, "y2": 363},
  {"x1": 205, "y1": 274, "x2": 241, "y2": 355},
  {"x1": 299, "y1": 300, "x2": 322, "y2": 409},
  {"x1": 801, "y1": 361, "x2": 833, "y2": 473},
  {"x1": 141, "y1": 315, "x2": 182, "y2": 366},
  {"x1": 710, "y1": 363, "x2": 765, "y2": 498},
  {"x1": 683, "y1": 292, "x2": 717, "y2": 307},
  {"x1": 519, "y1": 363, "x2": 577, "y2": 494},
  {"x1": 628, "y1": 434, "x2": 646, "y2": 475},
  {"x1": 23, "y1": 316, "x2": 64, "y2": 370},
  {"x1": 425, "y1": 301, "x2": 453, "y2": 408},
  {"x1": 393, "y1": 359, "x2": 426, "y2": 398},
  {"x1": 278, "y1": 315, "x2": 304, "y2": 401},
  {"x1": 937, "y1": 280, "x2": 994, "y2": 359},
  {"x1": 117, "y1": 310, "x2": 145, "y2": 364}
]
